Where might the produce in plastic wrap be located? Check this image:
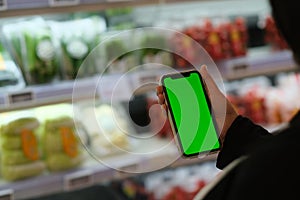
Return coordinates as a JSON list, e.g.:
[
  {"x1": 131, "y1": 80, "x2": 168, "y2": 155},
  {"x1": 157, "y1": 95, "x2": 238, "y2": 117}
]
[
  {"x1": 225, "y1": 74, "x2": 300, "y2": 125},
  {"x1": 45, "y1": 153, "x2": 83, "y2": 172},
  {"x1": 0, "y1": 41, "x2": 25, "y2": 90},
  {"x1": 2, "y1": 17, "x2": 60, "y2": 84},
  {"x1": 104, "y1": 35, "x2": 139, "y2": 73},
  {"x1": 24, "y1": 29, "x2": 59, "y2": 84},
  {"x1": 1, "y1": 24, "x2": 23, "y2": 70},
  {"x1": 1, "y1": 161, "x2": 46, "y2": 181},
  {"x1": 0, "y1": 116, "x2": 46, "y2": 181},
  {"x1": 171, "y1": 17, "x2": 248, "y2": 68},
  {"x1": 1, "y1": 135, "x2": 22, "y2": 150},
  {"x1": 105, "y1": 7, "x2": 134, "y2": 30},
  {"x1": 105, "y1": 39, "x2": 128, "y2": 62},
  {"x1": 80, "y1": 104, "x2": 130, "y2": 156},
  {"x1": 1, "y1": 117, "x2": 39, "y2": 135},
  {"x1": 60, "y1": 36, "x2": 90, "y2": 79},
  {"x1": 139, "y1": 34, "x2": 173, "y2": 68},
  {"x1": 49, "y1": 16, "x2": 106, "y2": 79},
  {"x1": 1, "y1": 149, "x2": 33, "y2": 165},
  {"x1": 41, "y1": 116, "x2": 83, "y2": 171}
]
